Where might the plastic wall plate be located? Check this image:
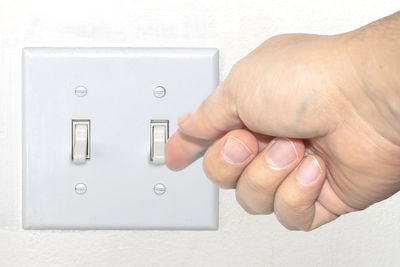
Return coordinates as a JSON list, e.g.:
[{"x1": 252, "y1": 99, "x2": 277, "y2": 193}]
[{"x1": 23, "y1": 48, "x2": 219, "y2": 230}]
